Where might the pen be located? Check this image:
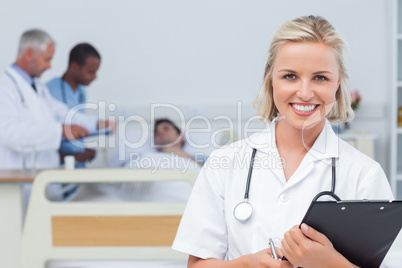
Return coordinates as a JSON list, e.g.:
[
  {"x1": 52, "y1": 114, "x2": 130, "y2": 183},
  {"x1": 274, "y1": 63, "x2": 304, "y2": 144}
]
[{"x1": 269, "y1": 237, "x2": 279, "y2": 260}]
